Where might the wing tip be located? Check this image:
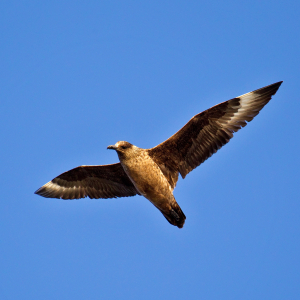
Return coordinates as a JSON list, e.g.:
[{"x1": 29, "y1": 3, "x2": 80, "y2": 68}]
[
  {"x1": 270, "y1": 80, "x2": 283, "y2": 90},
  {"x1": 254, "y1": 81, "x2": 283, "y2": 96},
  {"x1": 34, "y1": 184, "x2": 52, "y2": 198},
  {"x1": 34, "y1": 186, "x2": 43, "y2": 196},
  {"x1": 34, "y1": 181, "x2": 62, "y2": 199}
]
